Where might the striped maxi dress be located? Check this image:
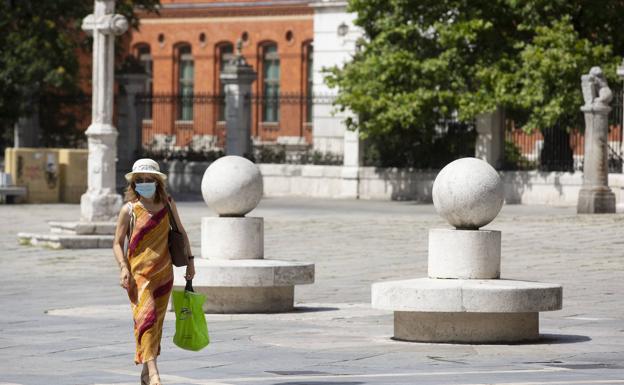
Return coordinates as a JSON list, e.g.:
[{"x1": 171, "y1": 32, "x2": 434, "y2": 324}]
[{"x1": 126, "y1": 201, "x2": 174, "y2": 364}]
